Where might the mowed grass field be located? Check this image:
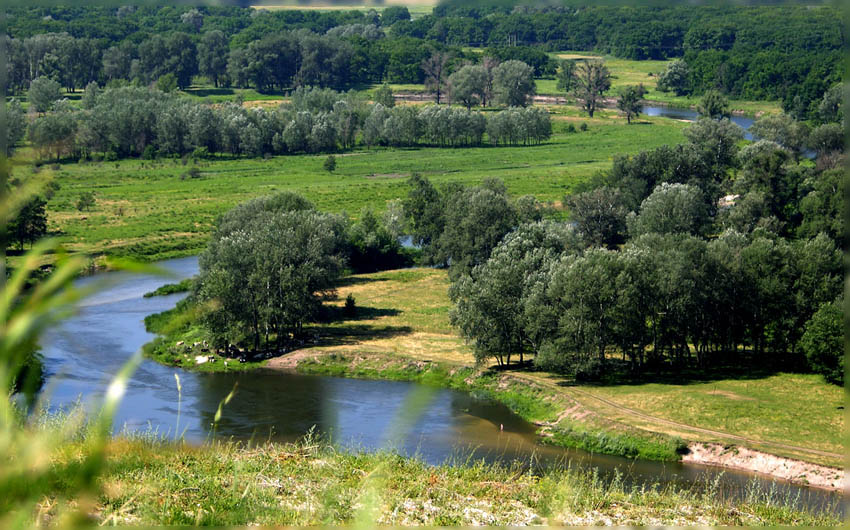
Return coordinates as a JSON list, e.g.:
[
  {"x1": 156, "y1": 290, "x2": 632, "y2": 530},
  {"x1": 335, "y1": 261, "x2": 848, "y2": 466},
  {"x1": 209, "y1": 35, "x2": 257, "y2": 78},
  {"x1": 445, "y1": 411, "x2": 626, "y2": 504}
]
[
  {"x1": 23, "y1": 106, "x2": 686, "y2": 261},
  {"x1": 584, "y1": 375, "x2": 844, "y2": 460}
]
